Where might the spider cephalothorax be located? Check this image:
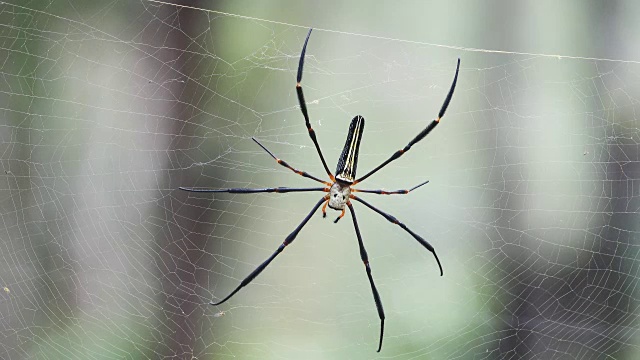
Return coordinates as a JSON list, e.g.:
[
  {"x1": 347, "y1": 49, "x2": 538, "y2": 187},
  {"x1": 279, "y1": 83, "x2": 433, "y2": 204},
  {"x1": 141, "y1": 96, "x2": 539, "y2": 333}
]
[
  {"x1": 328, "y1": 181, "x2": 351, "y2": 211},
  {"x1": 180, "y1": 28, "x2": 460, "y2": 352}
]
